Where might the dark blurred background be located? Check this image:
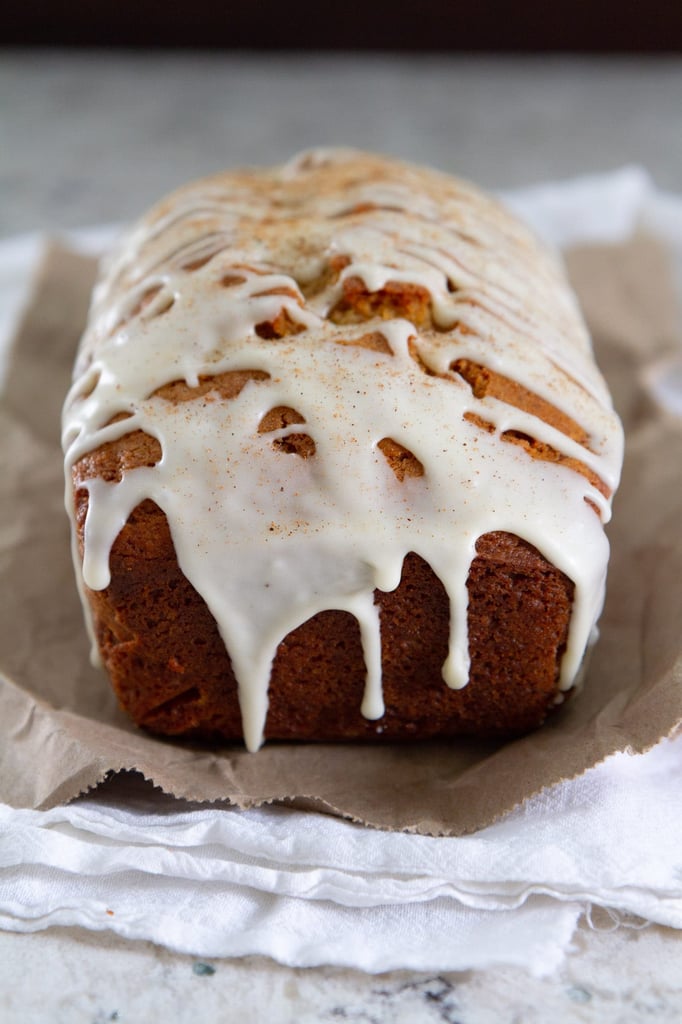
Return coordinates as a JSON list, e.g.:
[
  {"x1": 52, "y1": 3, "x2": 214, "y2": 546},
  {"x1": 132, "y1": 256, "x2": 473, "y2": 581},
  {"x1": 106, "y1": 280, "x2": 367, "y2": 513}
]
[
  {"x1": 3, "y1": 0, "x2": 682, "y2": 52},
  {"x1": 3, "y1": 2, "x2": 681, "y2": 240}
]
